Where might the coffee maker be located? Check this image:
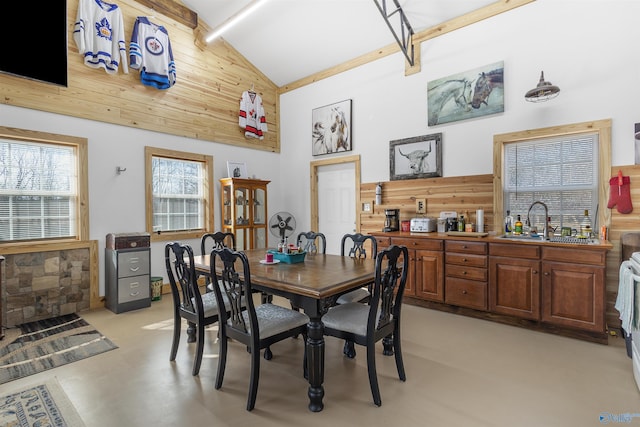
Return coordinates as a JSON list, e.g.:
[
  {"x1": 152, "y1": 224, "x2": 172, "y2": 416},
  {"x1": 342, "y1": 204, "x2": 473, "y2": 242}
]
[{"x1": 383, "y1": 209, "x2": 400, "y2": 232}]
